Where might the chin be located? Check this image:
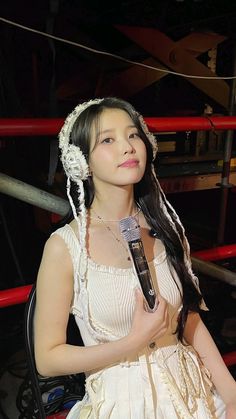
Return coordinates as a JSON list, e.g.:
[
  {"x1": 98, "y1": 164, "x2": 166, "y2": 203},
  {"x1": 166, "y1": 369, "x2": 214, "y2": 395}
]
[{"x1": 119, "y1": 175, "x2": 144, "y2": 186}]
